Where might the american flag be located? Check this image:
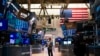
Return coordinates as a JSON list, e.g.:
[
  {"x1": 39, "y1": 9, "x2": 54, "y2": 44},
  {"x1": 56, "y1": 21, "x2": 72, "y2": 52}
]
[{"x1": 60, "y1": 8, "x2": 89, "y2": 25}]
